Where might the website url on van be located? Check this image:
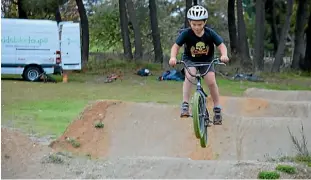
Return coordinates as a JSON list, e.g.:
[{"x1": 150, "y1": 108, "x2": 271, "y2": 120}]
[{"x1": 1, "y1": 36, "x2": 48, "y2": 46}]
